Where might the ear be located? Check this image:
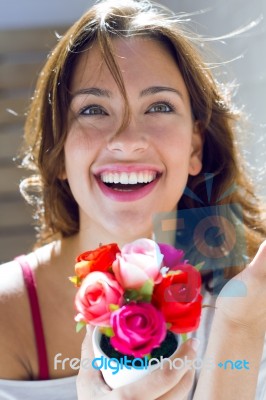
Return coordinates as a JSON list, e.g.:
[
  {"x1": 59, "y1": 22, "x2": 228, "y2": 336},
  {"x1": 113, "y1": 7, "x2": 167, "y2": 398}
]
[
  {"x1": 188, "y1": 120, "x2": 204, "y2": 176},
  {"x1": 57, "y1": 163, "x2": 67, "y2": 180},
  {"x1": 58, "y1": 171, "x2": 67, "y2": 180}
]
